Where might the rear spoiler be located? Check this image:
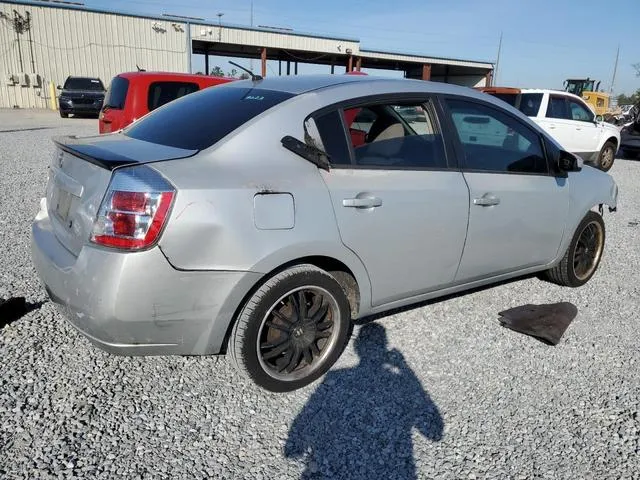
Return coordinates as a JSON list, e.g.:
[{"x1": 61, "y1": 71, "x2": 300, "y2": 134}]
[{"x1": 52, "y1": 134, "x2": 198, "y2": 171}]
